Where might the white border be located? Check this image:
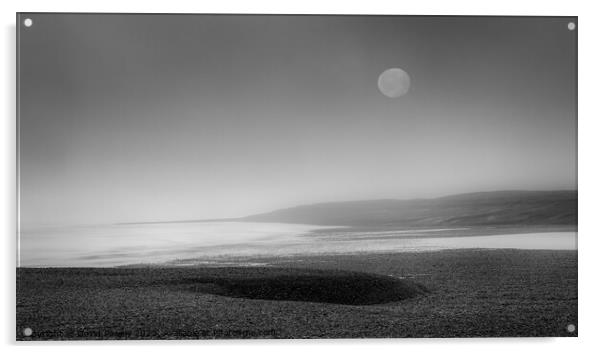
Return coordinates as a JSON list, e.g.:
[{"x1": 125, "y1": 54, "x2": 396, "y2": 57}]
[{"x1": 3, "y1": 1, "x2": 601, "y2": 353}]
